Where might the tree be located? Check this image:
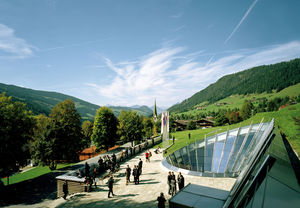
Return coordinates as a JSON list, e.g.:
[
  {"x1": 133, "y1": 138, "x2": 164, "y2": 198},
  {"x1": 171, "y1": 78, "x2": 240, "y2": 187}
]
[
  {"x1": 142, "y1": 117, "x2": 153, "y2": 139},
  {"x1": 187, "y1": 120, "x2": 196, "y2": 130},
  {"x1": 0, "y1": 93, "x2": 35, "y2": 180},
  {"x1": 92, "y1": 107, "x2": 118, "y2": 151},
  {"x1": 30, "y1": 114, "x2": 64, "y2": 170},
  {"x1": 215, "y1": 111, "x2": 229, "y2": 126},
  {"x1": 240, "y1": 100, "x2": 254, "y2": 120},
  {"x1": 81, "y1": 120, "x2": 93, "y2": 148},
  {"x1": 118, "y1": 111, "x2": 143, "y2": 147},
  {"x1": 49, "y1": 99, "x2": 83, "y2": 161}
]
